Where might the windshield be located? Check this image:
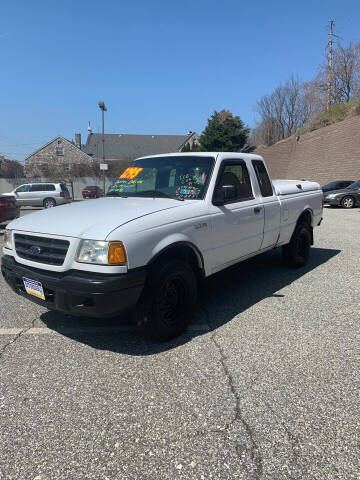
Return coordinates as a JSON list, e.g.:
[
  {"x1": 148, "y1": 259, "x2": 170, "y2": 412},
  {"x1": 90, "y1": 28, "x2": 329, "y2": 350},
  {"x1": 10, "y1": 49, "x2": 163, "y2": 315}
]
[
  {"x1": 322, "y1": 181, "x2": 340, "y2": 190},
  {"x1": 106, "y1": 156, "x2": 214, "y2": 200},
  {"x1": 347, "y1": 180, "x2": 360, "y2": 190}
]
